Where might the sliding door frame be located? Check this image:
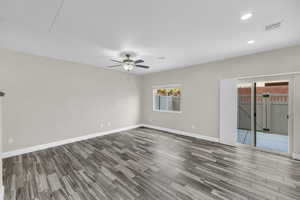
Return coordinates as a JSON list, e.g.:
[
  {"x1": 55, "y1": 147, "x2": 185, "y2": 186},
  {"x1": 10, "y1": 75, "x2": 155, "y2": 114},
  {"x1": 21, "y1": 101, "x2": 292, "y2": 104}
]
[
  {"x1": 253, "y1": 82, "x2": 257, "y2": 147},
  {"x1": 237, "y1": 75, "x2": 295, "y2": 156}
]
